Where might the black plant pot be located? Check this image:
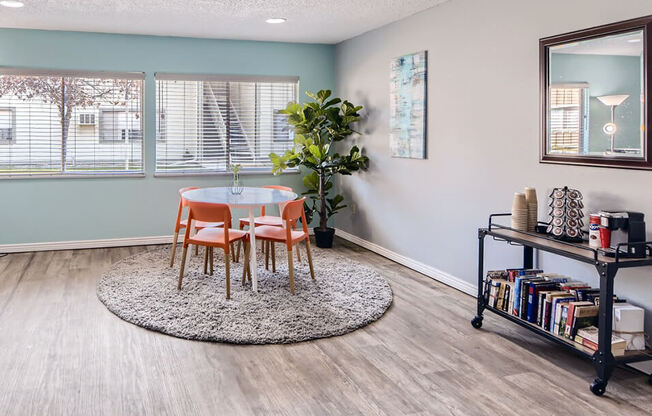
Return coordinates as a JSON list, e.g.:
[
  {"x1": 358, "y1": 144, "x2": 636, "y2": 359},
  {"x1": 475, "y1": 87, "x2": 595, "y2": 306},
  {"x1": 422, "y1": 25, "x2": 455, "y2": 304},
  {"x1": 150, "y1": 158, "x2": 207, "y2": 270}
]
[{"x1": 314, "y1": 227, "x2": 335, "y2": 248}]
